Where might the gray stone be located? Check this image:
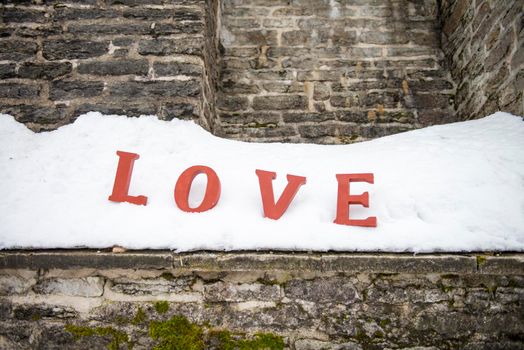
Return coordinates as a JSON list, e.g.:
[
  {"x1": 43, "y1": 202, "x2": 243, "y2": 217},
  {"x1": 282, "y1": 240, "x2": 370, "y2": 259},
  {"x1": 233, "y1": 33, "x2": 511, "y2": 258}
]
[
  {"x1": 204, "y1": 281, "x2": 281, "y2": 302},
  {"x1": 0, "y1": 275, "x2": 35, "y2": 295},
  {"x1": 0, "y1": 83, "x2": 40, "y2": 99},
  {"x1": 0, "y1": 40, "x2": 38, "y2": 60},
  {"x1": 138, "y1": 38, "x2": 202, "y2": 56},
  {"x1": 110, "y1": 276, "x2": 194, "y2": 296},
  {"x1": 285, "y1": 277, "x2": 358, "y2": 304},
  {"x1": 18, "y1": 62, "x2": 72, "y2": 80},
  {"x1": 34, "y1": 277, "x2": 104, "y2": 297},
  {"x1": 43, "y1": 40, "x2": 109, "y2": 60},
  {"x1": 77, "y1": 60, "x2": 149, "y2": 76},
  {"x1": 0, "y1": 64, "x2": 17, "y2": 79},
  {"x1": 49, "y1": 81, "x2": 104, "y2": 101},
  {"x1": 252, "y1": 95, "x2": 308, "y2": 110},
  {"x1": 153, "y1": 62, "x2": 203, "y2": 77},
  {"x1": 109, "y1": 80, "x2": 200, "y2": 98}
]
